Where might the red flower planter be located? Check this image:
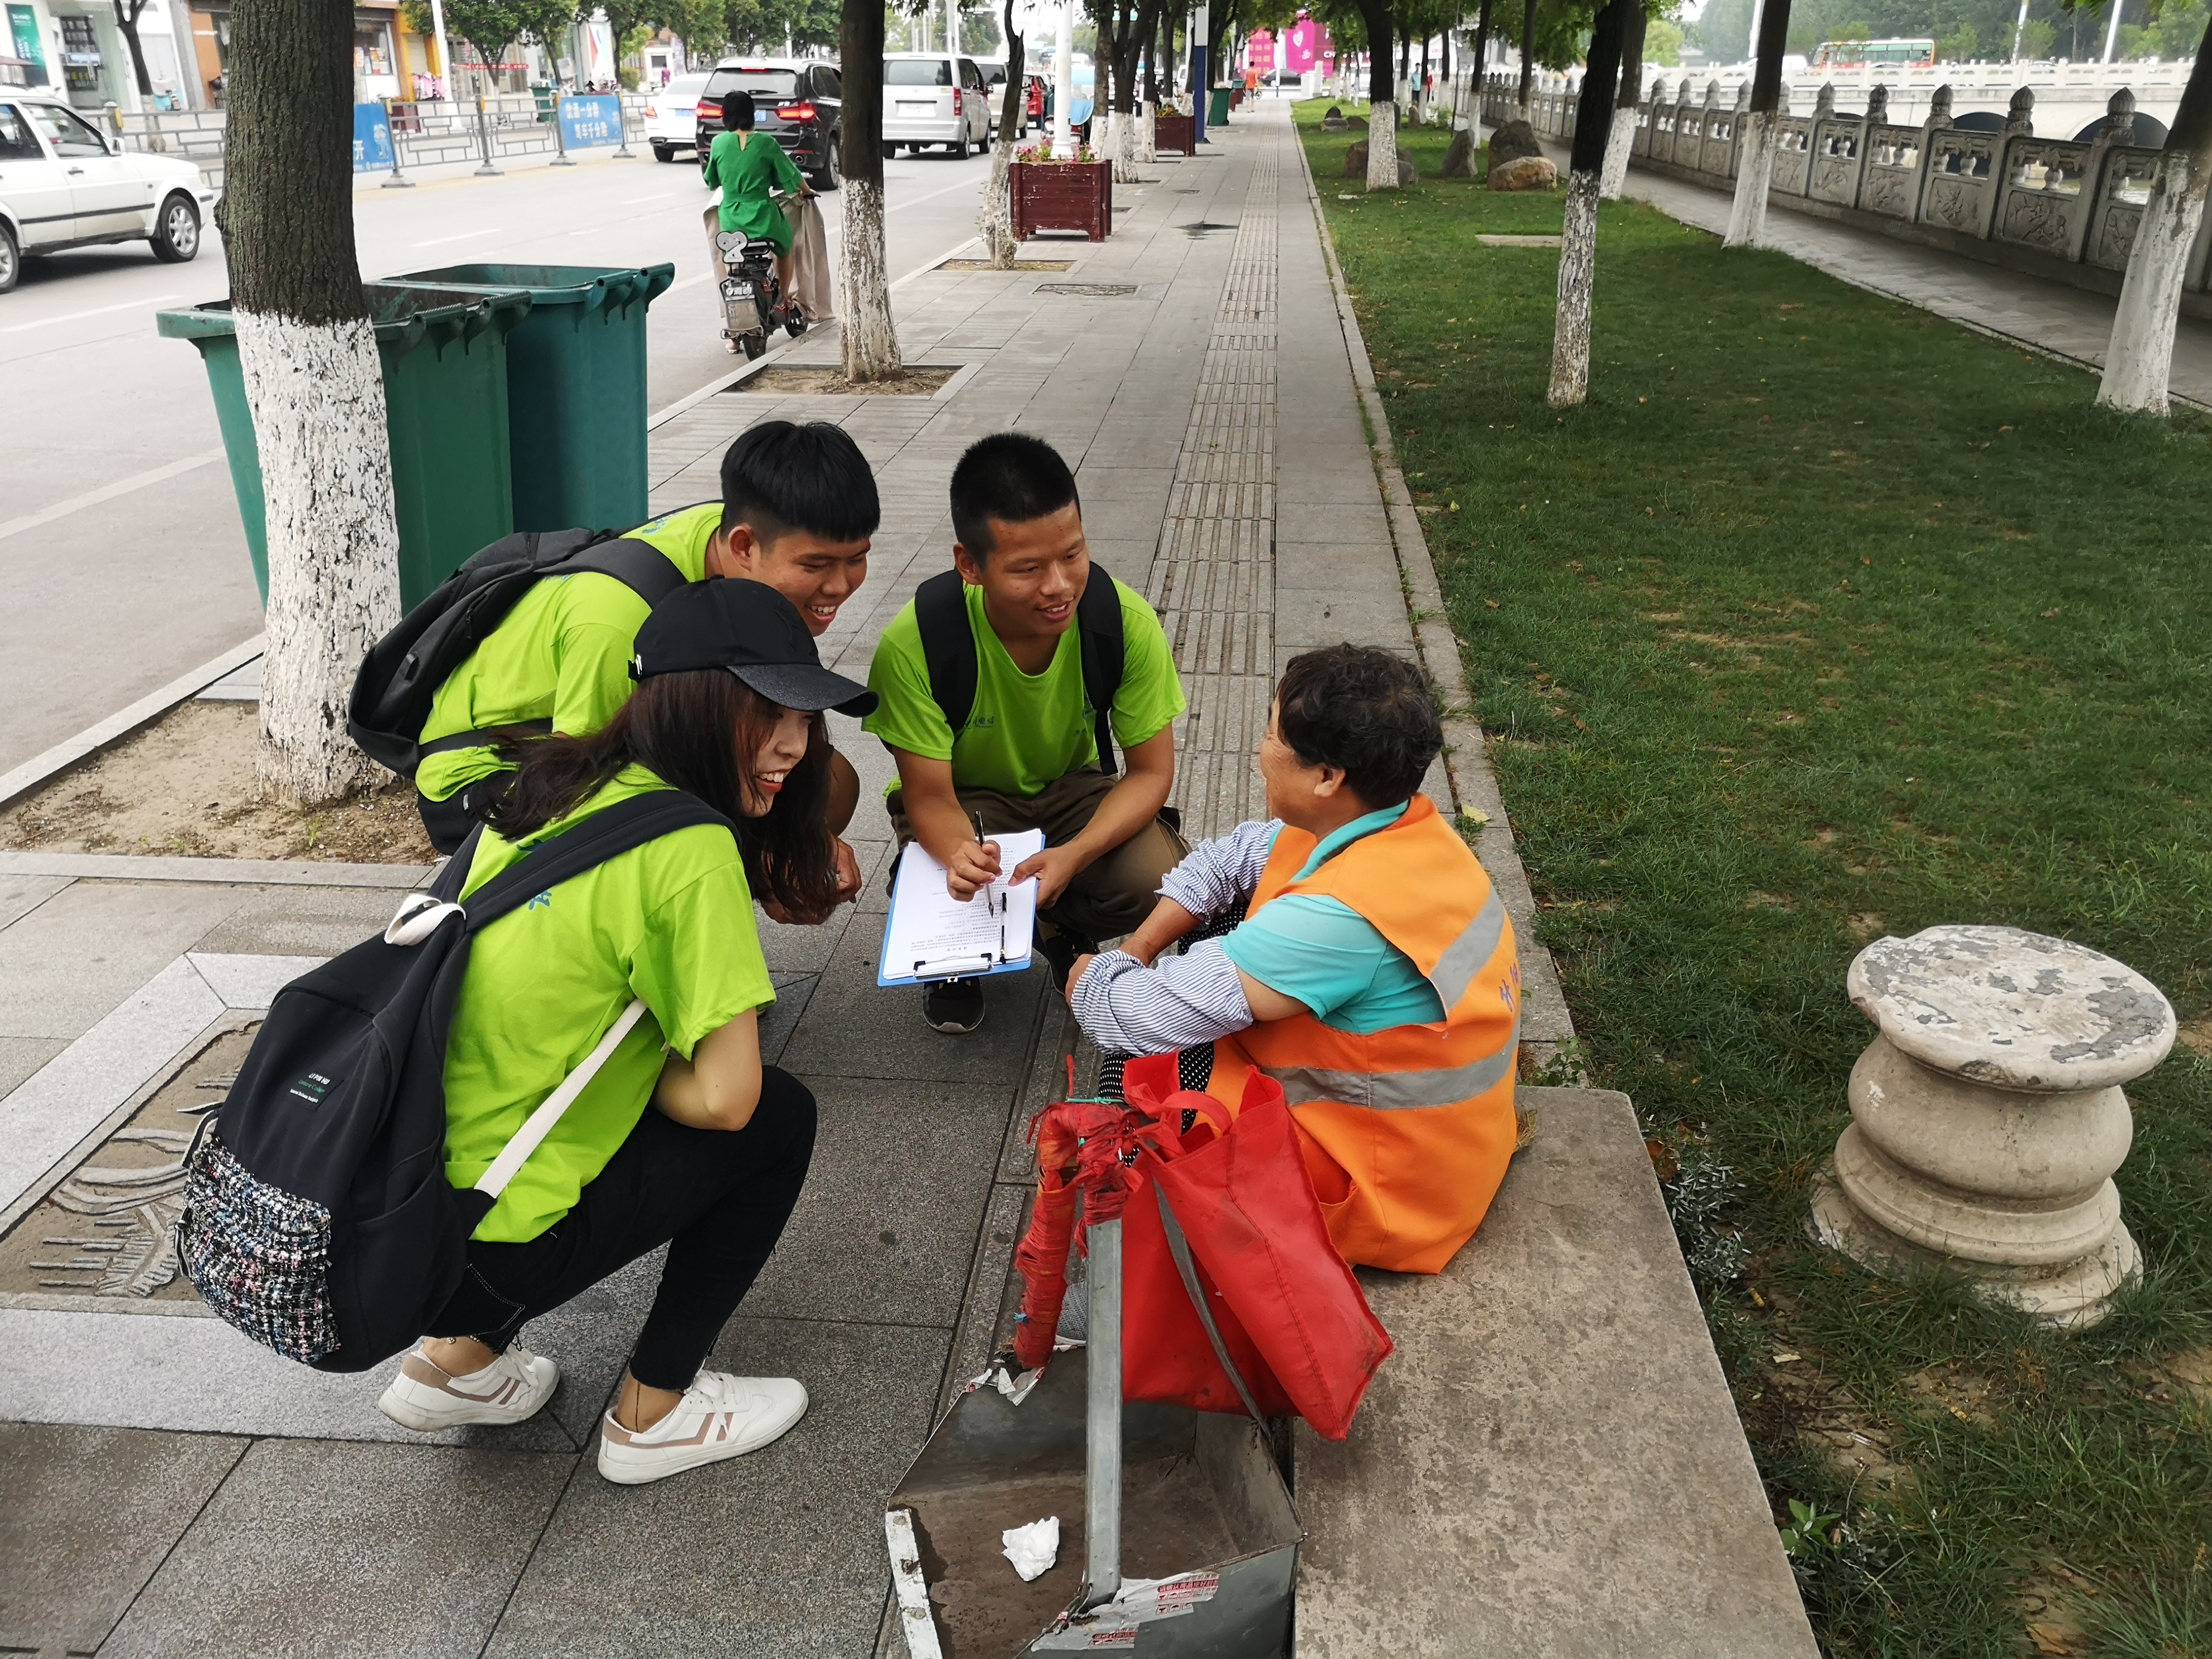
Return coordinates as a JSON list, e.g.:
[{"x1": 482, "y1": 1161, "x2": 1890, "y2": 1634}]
[
  {"x1": 1010, "y1": 159, "x2": 1114, "y2": 242},
  {"x1": 1154, "y1": 112, "x2": 1196, "y2": 156}
]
